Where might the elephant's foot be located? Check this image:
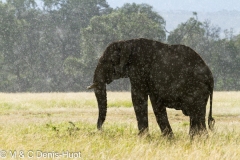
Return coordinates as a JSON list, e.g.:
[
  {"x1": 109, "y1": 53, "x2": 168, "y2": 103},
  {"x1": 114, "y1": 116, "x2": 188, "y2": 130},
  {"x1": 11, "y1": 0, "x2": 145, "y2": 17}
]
[
  {"x1": 189, "y1": 116, "x2": 208, "y2": 139},
  {"x1": 189, "y1": 128, "x2": 208, "y2": 139},
  {"x1": 162, "y1": 128, "x2": 174, "y2": 139},
  {"x1": 138, "y1": 128, "x2": 149, "y2": 137}
]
